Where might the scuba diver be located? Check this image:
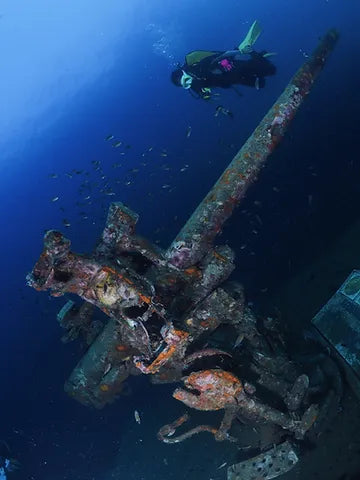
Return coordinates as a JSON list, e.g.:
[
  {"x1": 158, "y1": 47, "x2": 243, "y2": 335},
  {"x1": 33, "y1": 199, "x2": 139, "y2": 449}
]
[
  {"x1": 171, "y1": 20, "x2": 276, "y2": 100},
  {"x1": 0, "y1": 442, "x2": 20, "y2": 479}
]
